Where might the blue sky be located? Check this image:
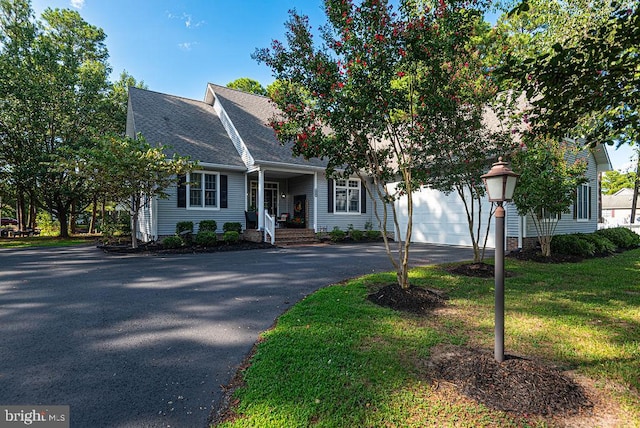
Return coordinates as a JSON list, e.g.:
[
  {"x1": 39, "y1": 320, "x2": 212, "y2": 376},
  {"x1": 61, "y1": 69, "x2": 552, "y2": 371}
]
[{"x1": 30, "y1": 0, "x2": 637, "y2": 171}]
